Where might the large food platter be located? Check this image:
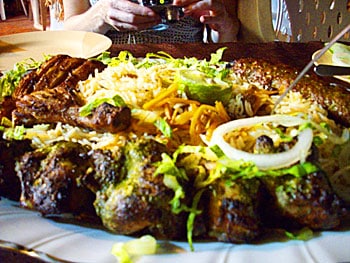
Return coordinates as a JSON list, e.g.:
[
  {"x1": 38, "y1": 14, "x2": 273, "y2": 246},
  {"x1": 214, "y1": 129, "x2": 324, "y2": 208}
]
[
  {"x1": 1, "y1": 198, "x2": 349, "y2": 263},
  {"x1": 1, "y1": 44, "x2": 350, "y2": 262}
]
